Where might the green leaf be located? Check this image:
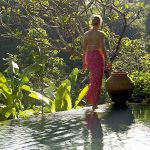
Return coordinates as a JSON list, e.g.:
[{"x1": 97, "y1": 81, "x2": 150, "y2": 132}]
[
  {"x1": 4, "y1": 106, "x2": 15, "y2": 119},
  {"x1": 50, "y1": 101, "x2": 56, "y2": 112},
  {"x1": 22, "y1": 63, "x2": 41, "y2": 77},
  {"x1": 0, "y1": 91, "x2": 13, "y2": 105},
  {"x1": 137, "y1": 2, "x2": 145, "y2": 7},
  {"x1": 74, "y1": 85, "x2": 88, "y2": 108},
  {"x1": 19, "y1": 109, "x2": 34, "y2": 118},
  {"x1": 112, "y1": 12, "x2": 119, "y2": 20},
  {"x1": 126, "y1": 12, "x2": 133, "y2": 19},
  {"x1": 65, "y1": 80, "x2": 71, "y2": 92},
  {"x1": 68, "y1": 68, "x2": 79, "y2": 88},
  {"x1": 21, "y1": 85, "x2": 31, "y2": 91},
  {"x1": 29, "y1": 90, "x2": 50, "y2": 105},
  {"x1": 43, "y1": 77, "x2": 57, "y2": 90},
  {"x1": 21, "y1": 76, "x2": 29, "y2": 84},
  {"x1": 12, "y1": 108, "x2": 17, "y2": 119},
  {"x1": 55, "y1": 82, "x2": 67, "y2": 111},
  {"x1": 124, "y1": 4, "x2": 129, "y2": 9},
  {"x1": 0, "y1": 72, "x2": 7, "y2": 83},
  {"x1": 55, "y1": 79, "x2": 72, "y2": 111},
  {"x1": 2, "y1": 84, "x2": 12, "y2": 94},
  {"x1": 114, "y1": 0, "x2": 120, "y2": 6},
  {"x1": 65, "y1": 93, "x2": 72, "y2": 110},
  {"x1": 43, "y1": 87, "x2": 56, "y2": 98},
  {"x1": 56, "y1": 82, "x2": 67, "y2": 100}
]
